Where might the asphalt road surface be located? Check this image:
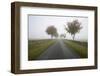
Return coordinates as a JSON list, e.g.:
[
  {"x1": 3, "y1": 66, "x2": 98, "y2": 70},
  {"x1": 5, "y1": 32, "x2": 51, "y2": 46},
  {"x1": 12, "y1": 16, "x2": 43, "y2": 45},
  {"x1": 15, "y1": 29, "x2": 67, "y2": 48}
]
[{"x1": 37, "y1": 39, "x2": 80, "y2": 60}]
